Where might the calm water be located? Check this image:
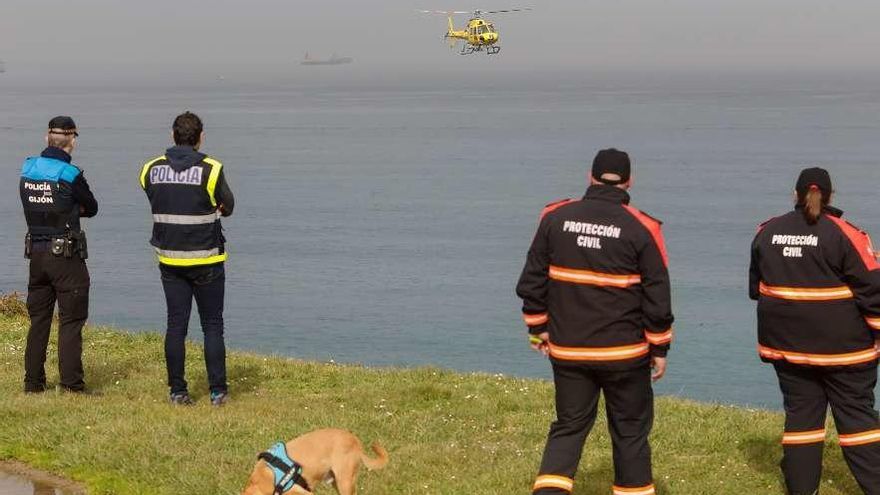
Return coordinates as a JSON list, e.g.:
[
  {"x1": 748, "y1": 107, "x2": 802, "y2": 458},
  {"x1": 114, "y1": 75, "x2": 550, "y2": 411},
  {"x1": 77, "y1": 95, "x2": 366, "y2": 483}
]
[{"x1": 2, "y1": 73, "x2": 879, "y2": 408}]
